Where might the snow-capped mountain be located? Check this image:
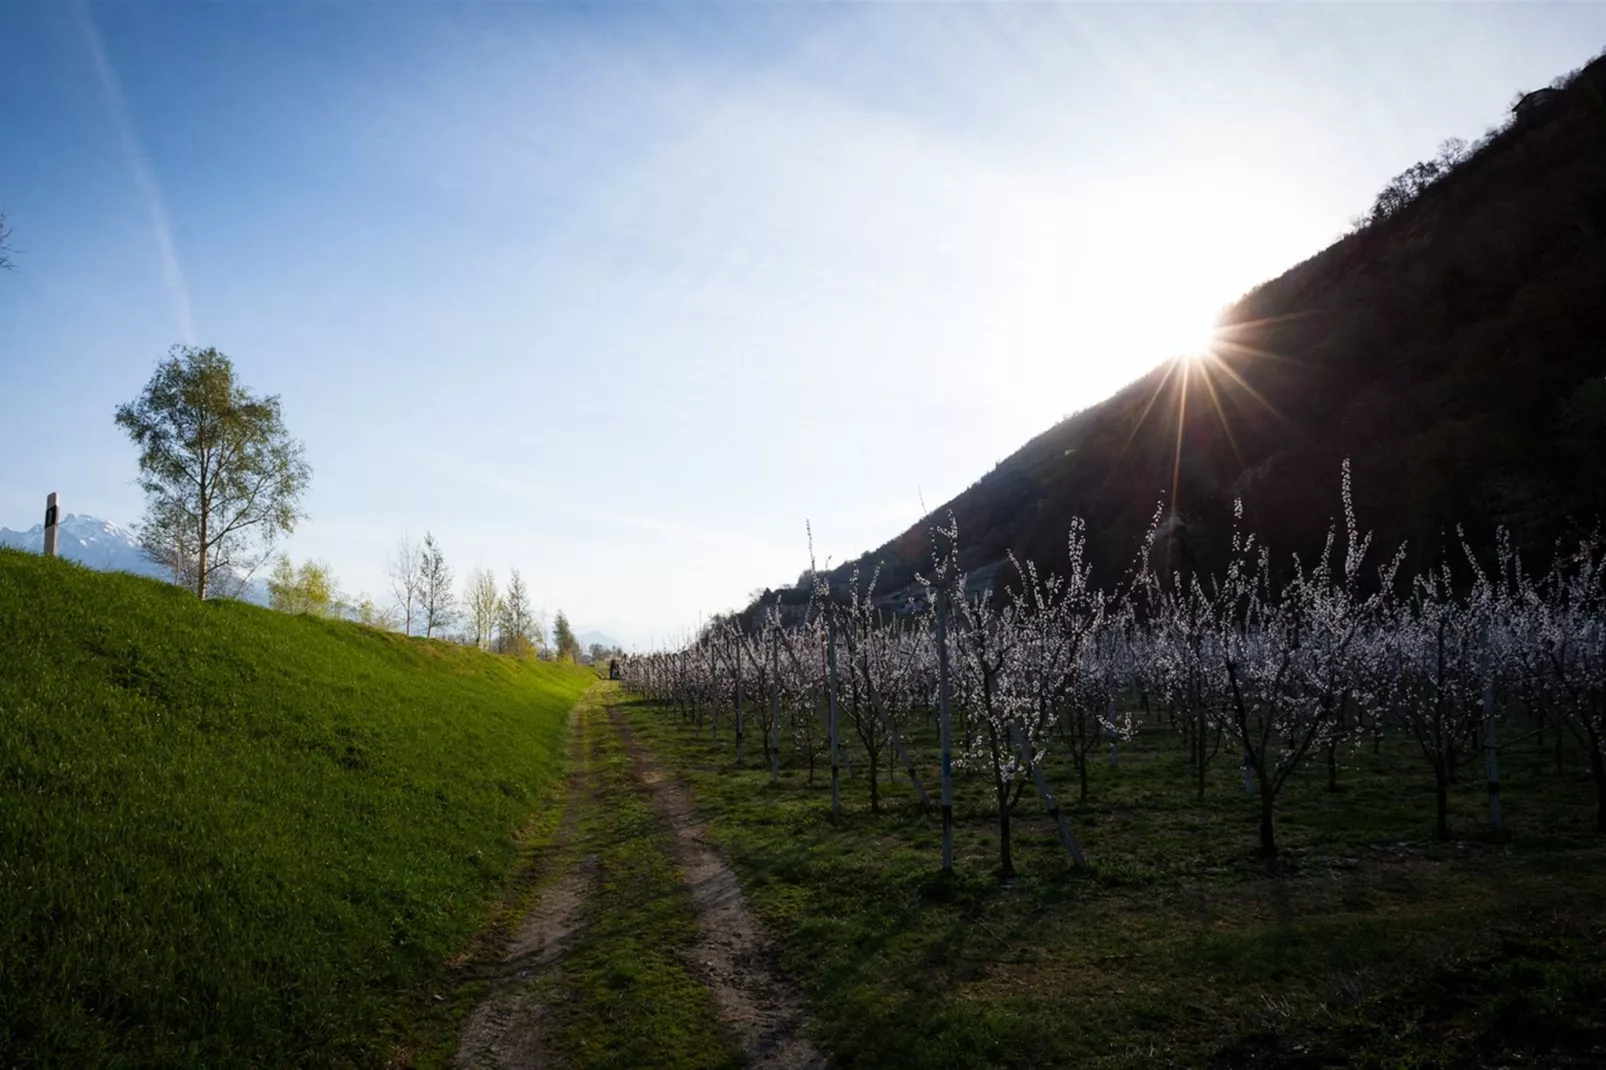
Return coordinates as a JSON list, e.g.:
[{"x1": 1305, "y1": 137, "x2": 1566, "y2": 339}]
[
  {"x1": 0, "y1": 514, "x2": 167, "y2": 579},
  {"x1": 0, "y1": 513, "x2": 270, "y2": 604}
]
